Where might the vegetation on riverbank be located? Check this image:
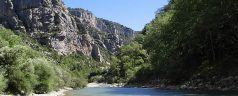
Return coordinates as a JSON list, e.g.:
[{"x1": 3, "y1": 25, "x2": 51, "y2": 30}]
[
  {"x1": 99, "y1": 0, "x2": 238, "y2": 90},
  {"x1": 0, "y1": 27, "x2": 106, "y2": 95},
  {"x1": 1, "y1": 0, "x2": 238, "y2": 94}
]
